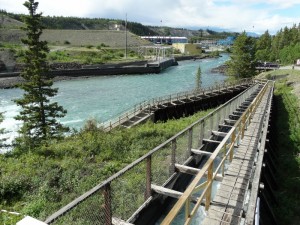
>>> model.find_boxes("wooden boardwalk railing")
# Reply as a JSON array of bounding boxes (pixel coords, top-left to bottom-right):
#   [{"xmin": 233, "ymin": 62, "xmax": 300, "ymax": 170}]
[{"xmin": 160, "ymin": 81, "xmax": 270, "ymax": 225}]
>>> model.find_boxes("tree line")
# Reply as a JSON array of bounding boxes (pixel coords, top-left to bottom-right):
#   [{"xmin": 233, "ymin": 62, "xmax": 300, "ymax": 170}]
[
  {"xmin": 227, "ymin": 25, "xmax": 300, "ymax": 78},
  {"xmin": 0, "ymin": 9, "xmax": 157, "ymax": 36}
]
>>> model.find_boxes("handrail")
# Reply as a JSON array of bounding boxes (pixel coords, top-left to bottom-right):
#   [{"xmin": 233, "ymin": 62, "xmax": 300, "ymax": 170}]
[
  {"xmin": 44, "ymin": 79, "xmax": 264, "ymax": 225},
  {"xmin": 101, "ymin": 78, "xmax": 253, "ymax": 131},
  {"xmin": 160, "ymin": 81, "xmax": 270, "ymax": 225}
]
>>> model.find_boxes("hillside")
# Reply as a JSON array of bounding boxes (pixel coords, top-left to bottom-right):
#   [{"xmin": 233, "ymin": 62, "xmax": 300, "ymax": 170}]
[
  {"xmin": 0, "ymin": 14, "xmax": 23, "ymax": 29},
  {"xmin": 0, "ymin": 11, "xmax": 158, "ymax": 36},
  {"xmin": 0, "ymin": 29, "xmax": 152, "ymax": 48}
]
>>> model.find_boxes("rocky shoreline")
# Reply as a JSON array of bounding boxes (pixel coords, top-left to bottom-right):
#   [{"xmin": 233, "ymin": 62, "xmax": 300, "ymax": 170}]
[{"xmin": 211, "ymin": 64, "xmax": 228, "ymax": 74}]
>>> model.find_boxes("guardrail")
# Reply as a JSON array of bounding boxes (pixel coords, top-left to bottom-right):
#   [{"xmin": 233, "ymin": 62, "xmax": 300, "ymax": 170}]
[
  {"xmin": 44, "ymin": 80, "xmax": 266, "ymax": 225},
  {"xmin": 161, "ymin": 80, "xmax": 270, "ymax": 225},
  {"xmin": 102, "ymin": 78, "xmax": 253, "ymax": 131}
]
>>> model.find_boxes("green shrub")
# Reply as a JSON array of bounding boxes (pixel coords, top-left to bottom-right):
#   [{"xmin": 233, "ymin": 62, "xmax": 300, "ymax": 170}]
[{"xmin": 0, "ymin": 109, "xmax": 212, "ymax": 220}]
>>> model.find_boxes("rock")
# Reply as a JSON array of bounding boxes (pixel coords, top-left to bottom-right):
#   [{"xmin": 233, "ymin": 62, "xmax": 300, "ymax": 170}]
[
  {"xmin": 211, "ymin": 64, "xmax": 228, "ymax": 74},
  {"xmin": 0, "ymin": 60, "xmax": 6, "ymax": 72}
]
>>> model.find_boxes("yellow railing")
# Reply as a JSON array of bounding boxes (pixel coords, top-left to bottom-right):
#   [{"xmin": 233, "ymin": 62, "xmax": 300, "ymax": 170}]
[{"xmin": 161, "ymin": 80, "xmax": 269, "ymax": 225}]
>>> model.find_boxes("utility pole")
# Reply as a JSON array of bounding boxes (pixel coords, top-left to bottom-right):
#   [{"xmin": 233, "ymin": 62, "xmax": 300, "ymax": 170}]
[{"xmin": 125, "ymin": 13, "xmax": 127, "ymax": 59}]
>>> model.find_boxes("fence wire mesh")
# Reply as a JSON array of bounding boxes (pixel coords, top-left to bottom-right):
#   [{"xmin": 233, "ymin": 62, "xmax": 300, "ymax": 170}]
[
  {"xmin": 204, "ymin": 115, "xmax": 212, "ymax": 139},
  {"xmin": 111, "ymin": 162, "xmax": 146, "ymax": 221},
  {"xmin": 151, "ymin": 143, "xmax": 172, "ymax": 186},
  {"xmin": 175, "ymin": 130, "xmax": 190, "ymax": 164},
  {"xmin": 50, "ymin": 189, "xmax": 105, "ymax": 225},
  {"xmin": 192, "ymin": 123, "xmax": 202, "ymax": 149}
]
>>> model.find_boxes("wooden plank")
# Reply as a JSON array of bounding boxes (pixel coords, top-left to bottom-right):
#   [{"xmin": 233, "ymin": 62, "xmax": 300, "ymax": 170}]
[
  {"xmin": 175, "ymin": 163, "xmax": 200, "ymax": 176},
  {"xmin": 151, "ymin": 184, "xmax": 182, "ymax": 199},
  {"xmin": 175, "ymin": 164, "xmax": 223, "ymax": 181},
  {"xmin": 245, "ymin": 85, "xmax": 273, "ymax": 225},
  {"xmin": 151, "ymin": 184, "xmax": 201, "ymax": 204},
  {"xmin": 203, "ymin": 139, "xmax": 221, "ymax": 144},
  {"xmin": 225, "ymin": 118, "xmax": 237, "ymax": 123},
  {"xmin": 212, "ymin": 130, "xmax": 228, "ymax": 137},
  {"xmin": 191, "ymin": 149, "xmax": 212, "ymax": 155},
  {"xmin": 219, "ymin": 124, "xmax": 233, "ymax": 129},
  {"xmin": 112, "ymin": 217, "xmax": 134, "ymax": 225}
]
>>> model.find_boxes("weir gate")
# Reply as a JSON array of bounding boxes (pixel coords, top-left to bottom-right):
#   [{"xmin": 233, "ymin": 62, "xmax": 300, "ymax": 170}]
[{"xmin": 44, "ymin": 79, "xmax": 275, "ymax": 225}]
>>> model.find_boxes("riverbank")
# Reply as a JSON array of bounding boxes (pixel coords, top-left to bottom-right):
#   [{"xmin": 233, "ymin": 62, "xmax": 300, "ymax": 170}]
[
  {"xmin": 0, "ymin": 53, "xmax": 222, "ymax": 89},
  {"xmin": 0, "ymin": 58, "xmax": 178, "ymax": 89}
]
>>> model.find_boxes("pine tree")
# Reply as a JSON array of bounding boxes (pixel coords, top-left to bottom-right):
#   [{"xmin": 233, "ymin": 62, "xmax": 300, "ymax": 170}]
[
  {"xmin": 14, "ymin": 0, "xmax": 68, "ymax": 147},
  {"xmin": 227, "ymin": 32, "xmax": 256, "ymax": 78},
  {"xmin": 255, "ymin": 30, "xmax": 272, "ymax": 61},
  {"xmin": 195, "ymin": 66, "xmax": 202, "ymax": 90}
]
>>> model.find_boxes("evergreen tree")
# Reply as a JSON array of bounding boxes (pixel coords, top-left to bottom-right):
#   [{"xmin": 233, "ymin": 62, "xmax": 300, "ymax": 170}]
[
  {"xmin": 227, "ymin": 32, "xmax": 256, "ymax": 78},
  {"xmin": 195, "ymin": 66, "xmax": 202, "ymax": 90},
  {"xmin": 255, "ymin": 30, "xmax": 272, "ymax": 61},
  {"xmin": 14, "ymin": 0, "xmax": 68, "ymax": 147}
]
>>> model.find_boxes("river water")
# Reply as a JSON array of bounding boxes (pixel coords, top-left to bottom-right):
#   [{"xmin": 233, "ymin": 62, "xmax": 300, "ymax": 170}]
[{"xmin": 0, "ymin": 54, "xmax": 229, "ymax": 149}]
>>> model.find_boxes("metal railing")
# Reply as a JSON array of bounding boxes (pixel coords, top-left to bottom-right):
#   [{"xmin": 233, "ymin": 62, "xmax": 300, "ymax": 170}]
[
  {"xmin": 102, "ymin": 78, "xmax": 253, "ymax": 131},
  {"xmin": 44, "ymin": 80, "xmax": 266, "ymax": 225}
]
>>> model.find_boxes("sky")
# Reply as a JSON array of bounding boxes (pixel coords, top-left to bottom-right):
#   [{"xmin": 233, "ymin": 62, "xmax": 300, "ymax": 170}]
[{"xmin": 1, "ymin": 0, "xmax": 300, "ymax": 34}]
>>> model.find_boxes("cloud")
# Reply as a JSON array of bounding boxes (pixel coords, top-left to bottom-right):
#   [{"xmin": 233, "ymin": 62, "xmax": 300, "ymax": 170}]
[{"xmin": 0, "ymin": 0, "xmax": 299, "ymax": 34}]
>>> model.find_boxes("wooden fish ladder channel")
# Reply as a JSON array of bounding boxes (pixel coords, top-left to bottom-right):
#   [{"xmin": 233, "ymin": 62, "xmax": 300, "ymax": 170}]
[
  {"xmin": 44, "ymin": 79, "xmax": 273, "ymax": 225},
  {"xmin": 102, "ymin": 79, "xmax": 253, "ymax": 131}
]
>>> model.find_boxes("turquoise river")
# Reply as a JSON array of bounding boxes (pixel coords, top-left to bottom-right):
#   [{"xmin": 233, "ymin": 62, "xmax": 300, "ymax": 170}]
[{"xmin": 0, "ymin": 54, "xmax": 229, "ymax": 149}]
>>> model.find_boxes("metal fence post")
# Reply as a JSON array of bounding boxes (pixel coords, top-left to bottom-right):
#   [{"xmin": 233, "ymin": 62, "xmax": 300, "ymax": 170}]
[
  {"xmin": 145, "ymin": 156, "xmax": 152, "ymax": 200},
  {"xmin": 199, "ymin": 121, "xmax": 204, "ymax": 148},
  {"xmin": 104, "ymin": 184, "xmax": 112, "ymax": 225},
  {"xmin": 188, "ymin": 128, "xmax": 193, "ymax": 155},
  {"xmin": 170, "ymin": 139, "xmax": 176, "ymax": 175}
]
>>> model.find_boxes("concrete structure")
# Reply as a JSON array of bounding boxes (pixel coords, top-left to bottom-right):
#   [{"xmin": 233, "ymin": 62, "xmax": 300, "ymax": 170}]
[
  {"xmin": 172, "ymin": 43, "xmax": 202, "ymax": 54},
  {"xmin": 199, "ymin": 39, "xmax": 218, "ymax": 47},
  {"xmin": 140, "ymin": 36, "xmax": 188, "ymax": 44}
]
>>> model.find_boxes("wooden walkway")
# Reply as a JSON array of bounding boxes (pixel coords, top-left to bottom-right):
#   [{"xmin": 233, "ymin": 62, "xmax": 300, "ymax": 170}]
[{"xmin": 202, "ymin": 85, "xmax": 272, "ymax": 225}]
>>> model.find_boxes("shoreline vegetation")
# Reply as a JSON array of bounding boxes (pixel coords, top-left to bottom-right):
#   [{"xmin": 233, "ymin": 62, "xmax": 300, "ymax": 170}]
[
  {"xmin": 256, "ymin": 69, "xmax": 300, "ymax": 225},
  {"xmin": 0, "ymin": 108, "xmax": 213, "ymax": 224}
]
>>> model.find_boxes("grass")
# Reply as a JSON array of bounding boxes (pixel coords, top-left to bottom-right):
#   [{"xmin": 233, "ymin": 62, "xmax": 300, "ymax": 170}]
[
  {"xmin": 47, "ymin": 48, "xmax": 141, "ymax": 64},
  {"xmin": 273, "ymin": 80, "xmax": 300, "ymax": 225},
  {"xmin": 0, "ymin": 108, "xmax": 213, "ymax": 224},
  {"xmin": 257, "ymin": 69, "xmax": 300, "ymax": 224},
  {"xmin": 0, "ymin": 29, "xmax": 151, "ymax": 48}
]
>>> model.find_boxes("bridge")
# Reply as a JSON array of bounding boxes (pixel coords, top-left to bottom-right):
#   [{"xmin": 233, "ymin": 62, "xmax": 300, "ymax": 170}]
[
  {"xmin": 255, "ymin": 62, "xmax": 279, "ymax": 71},
  {"xmin": 43, "ymin": 79, "xmax": 274, "ymax": 225}
]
